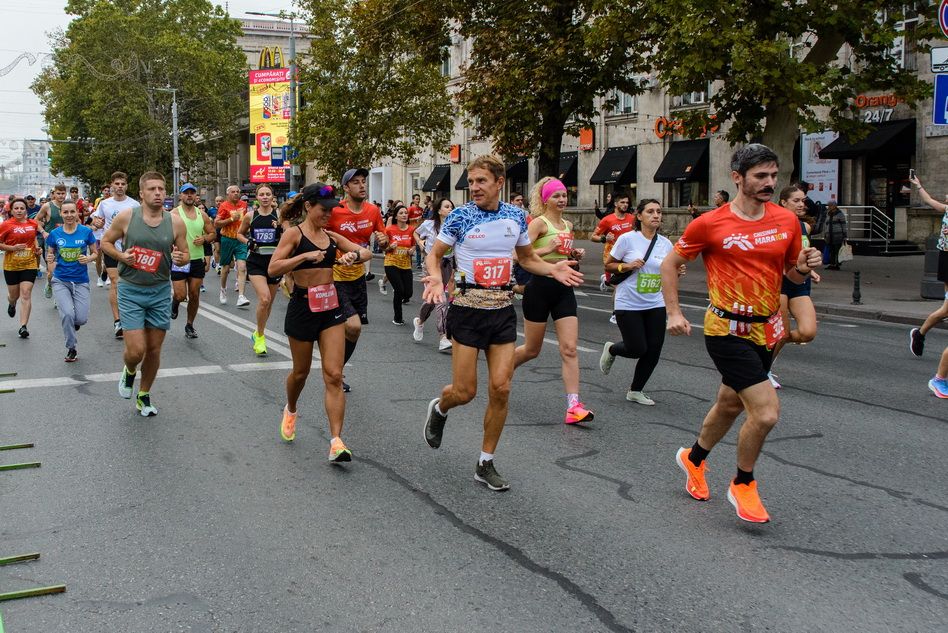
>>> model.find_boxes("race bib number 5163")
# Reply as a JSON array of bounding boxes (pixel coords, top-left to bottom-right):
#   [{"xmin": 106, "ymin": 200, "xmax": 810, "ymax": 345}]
[{"xmin": 472, "ymin": 258, "xmax": 511, "ymax": 287}]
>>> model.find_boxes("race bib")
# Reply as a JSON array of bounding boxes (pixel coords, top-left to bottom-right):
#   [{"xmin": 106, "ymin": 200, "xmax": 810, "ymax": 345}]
[
  {"xmin": 252, "ymin": 228, "xmax": 276, "ymax": 243},
  {"xmin": 636, "ymin": 273, "xmax": 662, "ymax": 294},
  {"xmin": 556, "ymin": 236, "xmax": 574, "ymax": 255},
  {"xmin": 59, "ymin": 247, "xmax": 82, "ymax": 263},
  {"xmin": 171, "ymin": 260, "xmax": 191, "ymax": 273},
  {"xmin": 764, "ymin": 312, "xmax": 787, "ymax": 349},
  {"xmin": 307, "ymin": 283, "xmax": 339, "ymax": 313},
  {"xmin": 473, "ymin": 258, "xmax": 511, "ymax": 287},
  {"xmin": 127, "ymin": 246, "xmax": 162, "ymax": 273}
]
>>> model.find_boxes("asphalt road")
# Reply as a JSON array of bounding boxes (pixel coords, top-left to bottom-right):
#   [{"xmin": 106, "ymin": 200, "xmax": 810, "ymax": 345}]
[{"xmin": 1, "ymin": 269, "xmax": 946, "ymax": 632}]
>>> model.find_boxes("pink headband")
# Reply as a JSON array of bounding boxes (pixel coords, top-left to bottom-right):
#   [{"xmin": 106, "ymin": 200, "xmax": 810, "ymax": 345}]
[{"xmin": 540, "ymin": 179, "xmax": 567, "ymax": 203}]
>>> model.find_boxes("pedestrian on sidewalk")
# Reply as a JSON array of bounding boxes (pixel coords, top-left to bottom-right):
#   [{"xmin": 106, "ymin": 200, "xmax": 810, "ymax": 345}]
[
  {"xmin": 908, "ymin": 173, "xmax": 948, "ymax": 357},
  {"xmin": 824, "ymin": 202, "xmax": 848, "ymax": 269}
]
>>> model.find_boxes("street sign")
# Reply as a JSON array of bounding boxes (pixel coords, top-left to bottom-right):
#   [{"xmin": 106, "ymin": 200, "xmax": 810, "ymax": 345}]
[
  {"xmin": 934, "ymin": 75, "xmax": 948, "ymax": 126},
  {"xmin": 941, "ymin": 0, "xmax": 948, "ymax": 39},
  {"xmin": 933, "ymin": 46, "xmax": 948, "ymax": 73}
]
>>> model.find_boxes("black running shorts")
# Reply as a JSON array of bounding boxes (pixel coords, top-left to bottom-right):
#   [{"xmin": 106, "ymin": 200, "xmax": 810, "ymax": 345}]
[
  {"xmin": 335, "ymin": 277, "xmax": 368, "ymax": 324},
  {"xmin": 446, "ymin": 304, "xmax": 517, "ymax": 350},
  {"xmin": 705, "ymin": 334, "xmax": 774, "ymax": 393}
]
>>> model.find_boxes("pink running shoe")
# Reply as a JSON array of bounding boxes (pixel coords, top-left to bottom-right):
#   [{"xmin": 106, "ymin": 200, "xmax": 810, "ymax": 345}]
[{"xmin": 564, "ymin": 403, "xmax": 594, "ymax": 424}]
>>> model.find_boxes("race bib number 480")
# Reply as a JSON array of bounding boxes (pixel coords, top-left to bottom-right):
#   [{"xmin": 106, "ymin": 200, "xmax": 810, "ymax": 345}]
[
  {"xmin": 472, "ymin": 258, "xmax": 511, "ymax": 287},
  {"xmin": 127, "ymin": 246, "xmax": 163, "ymax": 273}
]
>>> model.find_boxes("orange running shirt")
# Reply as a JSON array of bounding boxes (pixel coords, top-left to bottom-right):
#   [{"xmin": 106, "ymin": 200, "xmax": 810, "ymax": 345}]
[
  {"xmin": 674, "ymin": 202, "xmax": 802, "ymax": 346},
  {"xmin": 384, "ymin": 224, "xmax": 415, "ymax": 269},
  {"xmin": 595, "ymin": 213, "xmax": 636, "ymax": 262},
  {"xmin": 326, "ymin": 201, "xmax": 385, "ymax": 281},
  {"xmin": 217, "ymin": 201, "xmax": 247, "ymax": 239}
]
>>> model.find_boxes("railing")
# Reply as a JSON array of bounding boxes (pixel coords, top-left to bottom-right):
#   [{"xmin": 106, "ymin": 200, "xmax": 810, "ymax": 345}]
[{"xmin": 838, "ymin": 205, "xmax": 892, "ymax": 252}]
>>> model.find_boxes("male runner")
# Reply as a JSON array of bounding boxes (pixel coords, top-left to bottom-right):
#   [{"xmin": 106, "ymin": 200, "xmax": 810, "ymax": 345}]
[
  {"xmin": 661, "ymin": 144, "xmax": 822, "ymax": 523},
  {"xmin": 215, "ymin": 185, "xmax": 249, "ymax": 306},
  {"xmin": 326, "ymin": 168, "xmax": 388, "ymax": 392},
  {"xmin": 591, "ymin": 190, "xmax": 635, "ymax": 292},
  {"xmin": 101, "ymin": 171, "xmax": 190, "ymax": 417},
  {"xmin": 34, "ymin": 184, "xmax": 67, "ymax": 297},
  {"xmin": 170, "ymin": 183, "xmax": 215, "ymax": 338},
  {"xmin": 91, "ymin": 172, "xmax": 138, "ymax": 338},
  {"xmin": 421, "ymin": 155, "xmax": 584, "ymax": 491}
]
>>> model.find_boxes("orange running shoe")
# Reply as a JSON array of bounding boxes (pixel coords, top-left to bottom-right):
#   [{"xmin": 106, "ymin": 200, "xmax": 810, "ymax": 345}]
[
  {"xmin": 329, "ymin": 437, "xmax": 352, "ymax": 463},
  {"xmin": 727, "ymin": 480, "xmax": 771, "ymax": 523},
  {"xmin": 564, "ymin": 403, "xmax": 594, "ymax": 424},
  {"xmin": 280, "ymin": 406, "xmax": 297, "ymax": 442},
  {"xmin": 675, "ymin": 447, "xmax": 710, "ymax": 501}
]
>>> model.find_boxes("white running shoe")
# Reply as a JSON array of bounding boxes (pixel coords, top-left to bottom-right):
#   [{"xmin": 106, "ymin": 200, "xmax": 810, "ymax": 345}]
[
  {"xmin": 626, "ymin": 390, "xmax": 655, "ymax": 405},
  {"xmin": 609, "ymin": 313, "xmax": 617, "ymax": 325},
  {"xmin": 96, "ymin": 278, "xmax": 104, "ymax": 288},
  {"xmin": 767, "ymin": 372, "xmax": 781, "ymax": 389},
  {"xmin": 236, "ymin": 294, "xmax": 250, "ymax": 307},
  {"xmin": 219, "ymin": 289, "xmax": 227, "ymax": 305},
  {"xmin": 438, "ymin": 337, "xmax": 453, "ymax": 352},
  {"xmin": 378, "ymin": 278, "xmax": 388, "ymax": 295},
  {"xmin": 412, "ymin": 317, "xmax": 424, "ymax": 342},
  {"xmin": 599, "ymin": 274, "xmax": 608, "ymax": 292},
  {"xmin": 599, "ymin": 341, "xmax": 615, "ymax": 375}
]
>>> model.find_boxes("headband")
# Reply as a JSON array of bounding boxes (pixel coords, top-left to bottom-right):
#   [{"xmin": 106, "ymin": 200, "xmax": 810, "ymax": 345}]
[{"xmin": 541, "ymin": 179, "xmax": 567, "ymax": 203}]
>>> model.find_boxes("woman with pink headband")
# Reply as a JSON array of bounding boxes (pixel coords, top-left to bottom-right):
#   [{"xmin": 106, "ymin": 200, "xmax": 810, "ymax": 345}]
[{"xmin": 512, "ymin": 177, "xmax": 594, "ymax": 424}]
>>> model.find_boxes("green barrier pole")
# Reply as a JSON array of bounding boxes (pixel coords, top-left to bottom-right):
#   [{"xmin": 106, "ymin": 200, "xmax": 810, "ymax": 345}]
[
  {"xmin": 0, "ymin": 554, "xmax": 39, "ymax": 566},
  {"xmin": 0, "ymin": 444, "xmax": 33, "ymax": 451},
  {"xmin": 0, "ymin": 585, "xmax": 66, "ymax": 602},
  {"xmin": 0, "ymin": 462, "xmax": 40, "ymax": 472}
]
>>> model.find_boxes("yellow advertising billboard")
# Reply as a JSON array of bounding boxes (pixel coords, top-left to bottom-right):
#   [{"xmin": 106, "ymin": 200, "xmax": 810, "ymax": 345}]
[{"xmin": 249, "ymin": 67, "xmax": 291, "ymax": 183}]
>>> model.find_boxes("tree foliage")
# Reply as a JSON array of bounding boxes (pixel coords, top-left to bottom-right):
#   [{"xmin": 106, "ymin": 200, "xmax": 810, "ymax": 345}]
[
  {"xmin": 294, "ymin": 0, "xmax": 454, "ymax": 182},
  {"xmin": 33, "ymin": 0, "xmax": 247, "ymax": 192}
]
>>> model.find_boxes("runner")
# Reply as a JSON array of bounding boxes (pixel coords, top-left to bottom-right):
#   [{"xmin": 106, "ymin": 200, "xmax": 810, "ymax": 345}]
[
  {"xmin": 591, "ymin": 190, "xmax": 635, "ymax": 292},
  {"xmin": 908, "ymin": 174, "xmax": 948, "ymax": 357},
  {"xmin": 215, "ymin": 185, "xmax": 249, "ymax": 307},
  {"xmin": 267, "ymin": 182, "xmax": 373, "ymax": 460},
  {"xmin": 421, "ymin": 156, "xmax": 584, "ymax": 491},
  {"xmin": 326, "ymin": 168, "xmax": 388, "ymax": 392},
  {"xmin": 383, "ymin": 206, "xmax": 415, "ymax": 325},
  {"xmin": 240, "ymin": 183, "xmax": 283, "ymax": 356},
  {"xmin": 34, "ymin": 183, "xmax": 67, "ymax": 298},
  {"xmin": 661, "ymin": 144, "xmax": 822, "ymax": 523},
  {"xmin": 170, "ymin": 183, "xmax": 215, "ymax": 339},
  {"xmin": 768, "ymin": 184, "xmax": 821, "ymax": 388},
  {"xmin": 412, "ymin": 197, "xmax": 454, "ymax": 352},
  {"xmin": 91, "ymin": 172, "xmax": 138, "ymax": 338},
  {"xmin": 0, "ymin": 198, "xmax": 41, "ymax": 338},
  {"xmin": 100, "ymin": 171, "xmax": 190, "ymax": 417},
  {"xmin": 599, "ymin": 199, "xmax": 682, "ymax": 405},
  {"xmin": 46, "ymin": 201, "xmax": 97, "ymax": 361},
  {"xmin": 512, "ymin": 177, "xmax": 594, "ymax": 424}
]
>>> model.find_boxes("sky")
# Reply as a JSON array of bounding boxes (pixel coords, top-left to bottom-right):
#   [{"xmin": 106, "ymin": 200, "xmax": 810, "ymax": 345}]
[{"xmin": 0, "ymin": 0, "xmax": 291, "ymax": 170}]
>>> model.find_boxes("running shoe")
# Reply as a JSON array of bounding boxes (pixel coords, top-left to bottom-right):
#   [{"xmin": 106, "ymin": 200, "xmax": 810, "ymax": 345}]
[
  {"xmin": 727, "ymin": 480, "xmax": 771, "ymax": 523},
  {"xmin": 7, "ymin": 302, "xmax": 14, "ymax": 318},
  {"xmin": 929, "ymin": 377, "xmax": 948, "ymax": 399},
  {"xmin": 44, "ymin": 282, "xmax": 52, "ymax": 299},
  {"xmin": 474, "ymin": 459, "xmax": 510, "ymax": 491},
  {"xmin": 114, "ymin": 319, "xmax": 123, "ymax": 339},
  {"xmin": 252, "ymin": 331, "xmax": 268, "ymax": 356},
  {"xmin": 767, "ymin": 372, "xmax": 781, "ymax": 389},
  {"xmin": 96, "ymin": 278, "xmax": 104, "ymax": 288},
  {"xmin": 599, "ymin": 341, "xmax": 615, "ymax": 375},
  {"xmin": 118, "ymin": 366, "xmax": 135, "ymax": 399},
  {"xmin": 170, "ymin": 300, "xmax": 179, "ymax": 320},
  {"xmin": 599, "ymin": 274, "xmax": 608, "ymax": 292},
  {"xmin": 392, "ymin": 319, "xmax": 405, "ymax": 326},
  {"xmin": 626, "ymin": 390, "xmax": 655, "ymax": 405},
  {"xmin": 280, "ymin": 405, "xmax": 297, "ymax": 442},
  {"xmin": 329, "ymin": 437, "xmax": 352, "ymax": 463},
  {"xmin": 219, "ymin": 289, "xmax": 227, "ymax": 305},
  {"xmin": 564, "ymin": 403, "xmax": 594, "ymax": 424},
  {"xmin": 424, "ymin": 398, "xmax": 448, "ymax": 448},
  {"xmin": 675, "ymin": 447, "xmax": 710, "ymax": 501},
  {"xmin": 17, "ymin": 325, "xmax": 28, "ymax": 339},
  {"xmin": 185, "ymin": 323, "xmax": 198, "ymax": 339},
  {"xmin": 379, "ymin": 278, "xmax": 388, "ymax": 295},
  {"xmin": 609, "ymin": 313, "xmax": 617, "ymax": 325},
  {"xmin": 136, "ymin": 392, "xmax": 158, "ymax": 417},
  {"xmin": 412, "ymin": 317, "xmax": 424, "ymax": 341},
  {"xmin": 236, "ymin": 294, "xmax": 250, "ymax": 307},
  {"xmin": 909, "ymin": 327, "xmax": 925, "ymax": 357},
  {"xmin": 64, "ymin": 348, "xmax": 78, "ymax": 363},
  {"xmin": 438, "ymin": 337, "xmax": 452, "ymax": 352}
]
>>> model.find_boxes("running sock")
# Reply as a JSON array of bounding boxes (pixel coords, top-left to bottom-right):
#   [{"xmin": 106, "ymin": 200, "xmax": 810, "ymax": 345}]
[
  {"xmin": 344, "ymin": 339, "xmax": 357, "ymax": 364},
  {"xmin": 688, "ymin": 441, "xmax": 710, "ymax": 467},
  {"xmin": 479, "ymin": 451, "xmax": 494, "ymax": 465},
  {"xmin": 567, "ymin": 393, "xmax": 580, "ymax": 409},
  {"xmin": 734, "ymin": 468, "xmax": 755, "ymax": 485},
  {"xmin": 434, "ymin": 401, "xmax": 446, "ymax": 416}
]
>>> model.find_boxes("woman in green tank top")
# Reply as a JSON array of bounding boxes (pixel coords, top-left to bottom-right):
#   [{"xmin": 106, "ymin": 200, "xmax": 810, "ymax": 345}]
[{"xmin": 512, "ymin": 177, "xmax": 596, "ymax": 425}]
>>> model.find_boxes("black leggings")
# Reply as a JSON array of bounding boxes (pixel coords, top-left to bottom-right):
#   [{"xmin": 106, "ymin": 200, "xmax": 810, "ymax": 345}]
[
  {"xmin": 385, "ymin": 265, "xmax": 413, "ymax": 322},
  {"xmin": 609, "ymin": 307, "xmax": 666, "ymax": 391}
]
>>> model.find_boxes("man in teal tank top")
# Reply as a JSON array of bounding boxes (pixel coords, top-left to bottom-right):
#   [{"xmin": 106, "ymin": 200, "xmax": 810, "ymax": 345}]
[
  {"xmin": 100, "ymin": 171, "xmax": 190, "ymax": 417},
  {"xmin": 170, "ymin": 183, "xmax": 215, "ymax": 339}
]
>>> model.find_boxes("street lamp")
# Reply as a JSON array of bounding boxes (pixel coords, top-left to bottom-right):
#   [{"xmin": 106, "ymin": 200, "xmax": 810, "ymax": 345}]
[{"xmin": 247, "ymin": 10, "xmax": 299, "ymax": 192}]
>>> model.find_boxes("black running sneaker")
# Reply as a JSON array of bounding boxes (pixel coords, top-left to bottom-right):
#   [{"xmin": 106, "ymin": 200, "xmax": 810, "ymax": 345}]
[
  {"xmin": 64, "ymin": 348, "xmax": 78, "ymax": 362},
  {"xmin": 171, "ymin": 300, "xmax": 179, "ymax": 320},
  {"xmin": 910, "ymin": 328, "xmax": 925, "ymax": 357},
  {"xmin": 6, "ymin": 302, "xmax": 14, "ymax": 318},
  {"xmin": 185, "ymin": 323, "xmax": 198, "ymax": 339},
  {"xmin": 18, "ymin": 325, "xmax": 28, "ymax": 338},
  {"xmin": 474, "ymin": 460, "xmax": 510, "ymax": 491},
  {"xmin": 424, "ymin": 398, "xmax": 447, "ymax": 449}
]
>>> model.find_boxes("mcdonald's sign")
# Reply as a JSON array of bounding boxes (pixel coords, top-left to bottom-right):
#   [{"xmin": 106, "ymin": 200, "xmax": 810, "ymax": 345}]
[{"xmin": 259, "ymin": 46, "xmax": 286, "ymax": 70}]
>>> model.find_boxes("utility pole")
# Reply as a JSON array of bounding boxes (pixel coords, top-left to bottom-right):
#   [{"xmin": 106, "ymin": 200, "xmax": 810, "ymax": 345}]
[{"xmin": 154, "ymin": 87, "xmax": 180, "ymax": 194}]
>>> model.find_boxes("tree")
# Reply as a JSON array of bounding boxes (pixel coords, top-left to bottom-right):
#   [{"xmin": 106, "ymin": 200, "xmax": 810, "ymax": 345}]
[
  {"xmin": 448, "ymin": 0, "xmax": 649, "ymax": 178},
  {"xmin": 293, "ymin": 0, "xmax": 454, "ymax": 182},
  {"xmin": 624, "ymin": 0, "xmax": 936, "ymax": 172},
  {"xmin": 32, "ymin": 0, "xmax": 247, "ymax": 193}
]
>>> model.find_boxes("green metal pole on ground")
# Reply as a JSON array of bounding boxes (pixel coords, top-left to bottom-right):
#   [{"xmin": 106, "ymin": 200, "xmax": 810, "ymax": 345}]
[
  {"xmin": 0, "ymin": 585, "xmax": 66, "ymax": 602},
  {"xmin": 0, "ymin": 553, "xmax": 39, "ymax": 566},
  {"xmin": 0, "ymin": 462, "xmax": 40, "ymax": 472},
  {"xmin": 0, "ymin": 444, "xmax": 34, "ymax": 451}
]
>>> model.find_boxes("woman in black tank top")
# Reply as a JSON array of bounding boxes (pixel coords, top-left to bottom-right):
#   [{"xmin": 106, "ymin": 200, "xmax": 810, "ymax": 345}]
[{"xmin": 267, "ymin": 183, "xmax": 373, "ymax": 462}]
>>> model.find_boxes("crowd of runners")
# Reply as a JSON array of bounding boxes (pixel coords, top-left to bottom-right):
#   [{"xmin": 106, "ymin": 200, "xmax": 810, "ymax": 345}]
[{"xmin": 2, "ymin": 144, "xmax": 946, "ymax": 524}]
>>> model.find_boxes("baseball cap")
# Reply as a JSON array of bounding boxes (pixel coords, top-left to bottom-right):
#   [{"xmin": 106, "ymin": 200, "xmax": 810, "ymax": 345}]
[
  {"xmin": 300, "ymin": 182, "xmax": 340, "ymax": 209},
  {"xmin": 341, "ymin": 168, "xmax": 369, "ymax": 188},
  {"xmin": 179, "ymin": 183, "xmax": 197, "ymax": 193}
]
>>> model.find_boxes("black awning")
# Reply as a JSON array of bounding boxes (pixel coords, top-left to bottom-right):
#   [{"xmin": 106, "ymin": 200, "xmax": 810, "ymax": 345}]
[
  {"xmin": 455, "ymin": 168, "xmax": 468, "ymax": 190},
  {"xmin": 589, "ymin": 146, "xmax": 636, "ymax": 185},
  {"xmin": 818, "ymin": 119, "xmax": 915, "ymax": 160},
  {"xmin": 422, "ymin": 164, "xmax": 451, "ymax": 192},
  {"xmin": 558, "ymin": 152, "xmax": 578, "ymax": 187},
  {"xmin": 506, "ymin": 158, "xmax": 528, "ymax": 182},
  {"xmin": 653, "ymin": 139, "xmax": 709, "ymax": 183}
]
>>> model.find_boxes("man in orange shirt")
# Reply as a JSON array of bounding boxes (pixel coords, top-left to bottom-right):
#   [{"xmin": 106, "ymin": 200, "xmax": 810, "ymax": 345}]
[
  {"xmin": 214, "ymin": 185, "xmax": 249, "ymax": 307},
  {"xmin": 661, "ymin": 144, "xmax": 822, "ymax": 524}
]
